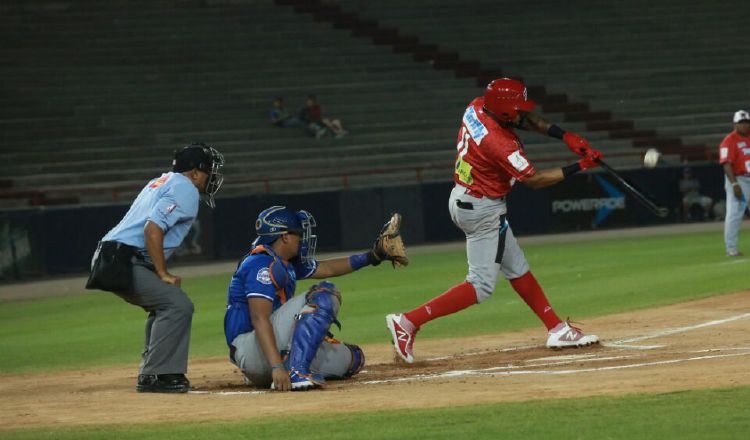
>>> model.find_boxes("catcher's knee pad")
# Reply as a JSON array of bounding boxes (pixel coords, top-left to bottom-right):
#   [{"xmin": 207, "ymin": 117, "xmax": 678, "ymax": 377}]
[
  {"xmin": 288, "ymin": 283, "xmax": 341, "ymax": 374},
  {"xmin": 343, "ymin": 343, "xmax": 365, "ymax": 378},
  {"xmin": 304, "ymin": 281, "xmax": 341, "ymax": 315}
]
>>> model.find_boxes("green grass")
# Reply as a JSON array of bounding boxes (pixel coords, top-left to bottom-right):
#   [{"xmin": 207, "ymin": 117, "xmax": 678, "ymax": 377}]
[
  {"xmin": 4, "ymin": 386, "xmax": 749, "ymax": 439},
  {"xmin": 0, "ymin": 229, "xmax": 747, "ymax": 374}
]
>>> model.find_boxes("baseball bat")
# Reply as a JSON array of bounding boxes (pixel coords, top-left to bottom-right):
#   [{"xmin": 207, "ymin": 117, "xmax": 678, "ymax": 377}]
[{"xmin": 594, "ymin": 158, "xmax": 669, "ymax": 218}]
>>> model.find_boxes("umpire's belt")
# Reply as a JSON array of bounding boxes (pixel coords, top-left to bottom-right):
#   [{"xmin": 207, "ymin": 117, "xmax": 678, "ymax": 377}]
[{"xmin": 131, "ymin": 250, "xmax": 155, "ymax": 271}]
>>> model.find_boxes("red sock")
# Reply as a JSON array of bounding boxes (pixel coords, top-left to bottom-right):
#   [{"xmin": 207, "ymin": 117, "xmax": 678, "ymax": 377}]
[
  {"xmin": 510, "ymin": 271, "xmax": 562, "ymax": 330},
  {"xmin": 404, "ymin": 281, "xmax": 478, "ymax": 329}
]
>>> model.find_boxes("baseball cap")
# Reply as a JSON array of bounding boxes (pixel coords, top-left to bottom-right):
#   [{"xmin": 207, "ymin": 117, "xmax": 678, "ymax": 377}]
[
  {"xmin": 733, "ymin": 110, "xmax": 750, "ymax": 123},
  {"xmin": 173, "ymin": 143, "xmax": 213, "ymax": 173}
]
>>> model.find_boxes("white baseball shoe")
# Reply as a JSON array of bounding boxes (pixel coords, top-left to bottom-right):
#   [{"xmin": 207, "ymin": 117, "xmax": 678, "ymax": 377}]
[
  {"xmin": 546, "ymin": 320, "xmax": 599, "ymax": 349},
  {"xmin": 386, "ymin": 313, "xmax": 417, "ymax": 363}
]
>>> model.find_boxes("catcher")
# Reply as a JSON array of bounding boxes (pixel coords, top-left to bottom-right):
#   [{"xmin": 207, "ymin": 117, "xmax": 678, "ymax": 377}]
[{"xmin": 223, "ymin": 205, "xmax": 407, "ymax": 391}]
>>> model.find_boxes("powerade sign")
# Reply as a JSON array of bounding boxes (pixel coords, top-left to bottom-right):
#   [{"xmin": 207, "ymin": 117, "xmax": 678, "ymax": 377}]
[
  {"xmin": 550, "ymin": 174, "xmax": 628, "ymax": 229},
  {"xmin": 552, "ymin": 197, "xmax": 625, "ymax": 213}
]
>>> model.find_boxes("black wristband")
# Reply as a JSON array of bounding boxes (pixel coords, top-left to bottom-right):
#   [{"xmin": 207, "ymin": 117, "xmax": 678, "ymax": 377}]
[
  {"xmin": 366, "ymin": 250, "xmax": 382, "ymax": 266},
  {"xmin": 548, "ymin": 124, "xmax": 565, "ymax": 140},
  {"xmin": 562, "ymin": 162, "xmax": 582, "ymax": 178}
]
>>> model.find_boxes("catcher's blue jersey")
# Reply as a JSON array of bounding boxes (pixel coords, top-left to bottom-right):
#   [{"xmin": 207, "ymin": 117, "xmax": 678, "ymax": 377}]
[{"xmin": 223, "ymin": 245, "xmax": 317, "ymax": 346}]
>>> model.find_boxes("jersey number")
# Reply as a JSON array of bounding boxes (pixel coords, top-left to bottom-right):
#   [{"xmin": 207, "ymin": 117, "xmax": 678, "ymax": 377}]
[{"xmin": 455, "ymin": 127, "xmax": 474, "ymax": 185}]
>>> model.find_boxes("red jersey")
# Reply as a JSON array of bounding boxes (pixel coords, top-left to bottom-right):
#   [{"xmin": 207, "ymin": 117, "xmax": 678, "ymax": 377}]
[
  {"xmin": 719, "ymin": 131, "xmax": 750, "ymax": 175},
  {"xmin": 453, "ymin": 97, "xmax": 536, "ymax": 198}
]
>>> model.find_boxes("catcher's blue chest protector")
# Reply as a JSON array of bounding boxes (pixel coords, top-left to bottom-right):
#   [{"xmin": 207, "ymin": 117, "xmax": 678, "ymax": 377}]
[{"xmin": 223, "ymin": 245, "xmax": 298, "ymax": 347}]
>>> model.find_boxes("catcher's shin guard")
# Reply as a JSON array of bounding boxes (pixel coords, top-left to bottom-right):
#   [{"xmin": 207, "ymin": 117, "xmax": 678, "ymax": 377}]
[{"xmin": 287, "ymin": 283, "xmax": 340, "ymax": 390}]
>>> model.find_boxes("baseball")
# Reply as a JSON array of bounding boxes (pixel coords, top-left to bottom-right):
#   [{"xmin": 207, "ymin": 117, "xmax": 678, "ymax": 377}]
[{"xmin": 643, "ymin": 148, "xmax": 661, "ymax": 168}]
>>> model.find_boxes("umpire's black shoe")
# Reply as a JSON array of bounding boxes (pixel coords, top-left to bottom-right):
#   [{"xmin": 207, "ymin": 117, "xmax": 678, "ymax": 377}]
[{"xmin": 136, "ymin": 374, "xmax": 190, "ymax": 393}]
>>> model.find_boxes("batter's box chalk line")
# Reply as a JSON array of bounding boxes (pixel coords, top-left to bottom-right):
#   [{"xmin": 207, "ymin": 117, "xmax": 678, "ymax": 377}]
[
  {"xmin": 188, "ymin": 313, "xmax": 750, "ymax": 394},
  {"xmin": 356, "ymin": 350, "xmax": 750, "ymax": 386}
]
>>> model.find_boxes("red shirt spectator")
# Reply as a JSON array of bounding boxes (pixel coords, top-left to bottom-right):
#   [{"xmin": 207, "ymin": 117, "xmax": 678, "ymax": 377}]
[{"xmin": 299, "ymin": 95, "xmax": 347, "ymax": 139}]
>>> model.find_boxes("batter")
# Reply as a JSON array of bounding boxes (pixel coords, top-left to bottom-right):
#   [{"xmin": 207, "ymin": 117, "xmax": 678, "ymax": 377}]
[{"xmin": 386, "ymin": 78, "xmax": 602, "ymax": 363}]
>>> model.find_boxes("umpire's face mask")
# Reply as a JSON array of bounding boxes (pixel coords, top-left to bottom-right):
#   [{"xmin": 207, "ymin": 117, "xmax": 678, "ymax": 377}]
[
  {"xmin": 173, "ymin": 144, "xmax": 225, "ymax": 209},
  {"xmin": 203, "ymin": 148, "xmax": 225, "ymax": 208}
]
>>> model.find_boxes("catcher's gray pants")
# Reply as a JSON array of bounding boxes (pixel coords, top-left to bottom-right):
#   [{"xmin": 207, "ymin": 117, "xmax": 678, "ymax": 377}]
[
  {"xmin": 449, "ymin": 185, "xmax": 530, "ymax": 303},
  {"xmin": 231, "ymin": 293, "xmax": 353, "ymax": 388},
  {"xmin": 114, "ymin": 263, "xmax": 194, "ymax": 375},
  {"xmin": 724, "ymin": 175, "xmax": 750, "ymax": 254}
]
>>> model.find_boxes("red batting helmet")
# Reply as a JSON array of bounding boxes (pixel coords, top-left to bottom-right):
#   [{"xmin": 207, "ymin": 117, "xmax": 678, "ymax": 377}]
[{"xmin": 483, "ymin": 78, "xmax": 536, "ymax": 122}]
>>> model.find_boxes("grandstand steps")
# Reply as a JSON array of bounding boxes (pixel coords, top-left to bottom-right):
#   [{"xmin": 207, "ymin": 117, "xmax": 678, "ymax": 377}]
[{"xmin": 2, "ymin": 0, "xmax": 730, "ymax": 206}]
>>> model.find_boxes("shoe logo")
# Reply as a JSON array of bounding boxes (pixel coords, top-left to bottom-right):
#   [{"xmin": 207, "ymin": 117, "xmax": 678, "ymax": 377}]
[
  {"xmin": 396, "ymin": 329, "xmax": 410, "ymax": 343},
  {"xmin": 561, "ymin": 330, "xmax": 580, "ymax": 341}
]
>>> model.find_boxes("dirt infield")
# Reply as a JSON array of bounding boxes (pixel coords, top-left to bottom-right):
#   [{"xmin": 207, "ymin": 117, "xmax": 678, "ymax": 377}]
[{"xmin": 1, "ymin": 290, "xmax": 749, "ymax": 431}]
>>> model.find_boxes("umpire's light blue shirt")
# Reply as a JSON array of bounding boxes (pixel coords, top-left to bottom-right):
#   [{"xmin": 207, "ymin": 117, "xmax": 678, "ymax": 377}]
[{"xmin": 102, "ymin": 172, "xmax": 199, "ymax": 260}]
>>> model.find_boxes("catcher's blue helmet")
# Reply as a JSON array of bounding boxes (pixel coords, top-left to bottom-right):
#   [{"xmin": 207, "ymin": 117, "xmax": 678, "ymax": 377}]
[{"xmin": 253, "ymin": 206, "xmax": 317, "ymax": 263}]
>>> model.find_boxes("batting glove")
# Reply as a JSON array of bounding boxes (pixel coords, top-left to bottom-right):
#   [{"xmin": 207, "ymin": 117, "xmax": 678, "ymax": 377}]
[
  {"xmin": 563, "ymin": 132, "xmax": 592, "ymax": 157},
  {"xmin": 577, "ymin": 151, "xmax": 603, "ymax": 170},
  {"xmin": 585, "ymin": 147, "xmax": 603, "ymax": 161}
]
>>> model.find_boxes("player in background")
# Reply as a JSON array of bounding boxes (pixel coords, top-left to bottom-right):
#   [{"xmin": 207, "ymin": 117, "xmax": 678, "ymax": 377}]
[
  {"xmin": 386, "ymin": 78, "xmax": 602, "ymax": 363},
  {"xmin": 88, "ymin": 143, "xmax": 224, "ymax": 392},
  {"xmin": 719, "ymin": 110, "xmax": 750, "ymax": 257},
  {"xmin": 225, "ymin": 207, "xmax": 407, "ymax": 391}
]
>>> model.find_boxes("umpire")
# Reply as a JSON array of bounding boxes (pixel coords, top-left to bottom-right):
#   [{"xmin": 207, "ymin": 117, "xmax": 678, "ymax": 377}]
[{"xmin": 86, "ymin": 143, "xmax": 224, "ymax": 393}]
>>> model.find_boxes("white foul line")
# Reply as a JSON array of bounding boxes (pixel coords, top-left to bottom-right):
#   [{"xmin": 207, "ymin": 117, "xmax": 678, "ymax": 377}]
[
  {"xmin": 187, "ymin": 354, "xmax": 636, "ymax": 395},
  {"xmin": 187, "ymin": 350, "xmax": 747, "ymax": 394},
  {"xmin": 188, "ymin": 313, "xmax": 750, "ymax": 394},
  {"xmin": 189, "ymin": 390, "xmax": 268, "ymax": 396},
  {"xmin": 610, "ymin": 312, "xmax": 750, "ymax": 345},
  {"xmin": 603, "ymin": 343, "xmax": 665, "ymax": 350},
  {"xmin": 357, "ymin": 351, "xmax": 750, "ymax": 385}
]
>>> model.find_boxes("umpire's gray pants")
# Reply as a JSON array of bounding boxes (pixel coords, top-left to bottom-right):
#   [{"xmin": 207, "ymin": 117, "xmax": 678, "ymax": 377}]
[
  {"xmin": 231, "ymin": 293, "xmax": 353, "ymax": 388},
  {"xmin": 114, "ymin": 264, "xmax": 194, "ymax": 375},
  {"xmin": 449, "ymin": 185, "xmax": 530, "ymax": 303}
]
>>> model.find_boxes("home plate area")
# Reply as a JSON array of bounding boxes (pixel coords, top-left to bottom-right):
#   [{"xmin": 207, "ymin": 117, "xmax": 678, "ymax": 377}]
[
  {"xmin": 345, "ymin": 312, "xmax": 750, "ymax": 387},
  {"xmin": 193, "ymin": 310, "xmax": 750, "ymax": 394}
]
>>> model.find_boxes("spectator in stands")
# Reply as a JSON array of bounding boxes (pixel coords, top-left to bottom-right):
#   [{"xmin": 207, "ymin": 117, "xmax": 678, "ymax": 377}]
[
  {"xmin": 269, "ymin": 97, "xmax": 301, "ymax": 128},
  {"xmin": 679, "ymin": 167, "xmax": 713, "ymax": 221},
  {"xmin": 299, "ymin": 94, "xmax": 347, "ymax": 138}
]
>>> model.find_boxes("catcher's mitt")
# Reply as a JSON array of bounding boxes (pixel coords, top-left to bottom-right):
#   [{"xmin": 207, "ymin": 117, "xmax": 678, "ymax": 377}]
[{"xmin": 368, "ymin": 213, "xmax": 409, "ymax": 268}]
